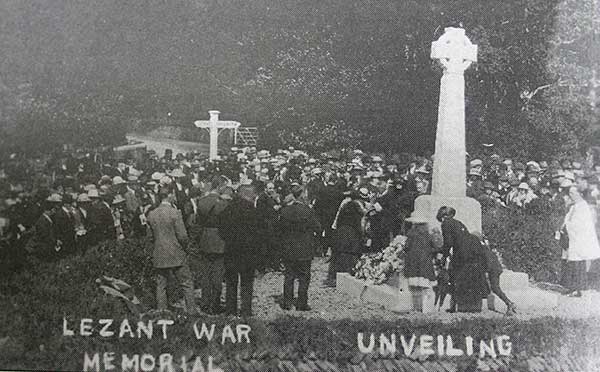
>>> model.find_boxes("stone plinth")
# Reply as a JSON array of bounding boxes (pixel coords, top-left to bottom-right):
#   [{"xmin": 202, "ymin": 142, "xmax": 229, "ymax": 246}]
[
  {"xmin": 486, "ymin": 288, "xmax": 558, "ymax": 313},
  {"xmin": 499, "ymin": 270, "xmax": 529, "ymax": 290},
  {"xmin": 486, "ymin": 271, "xmax": 557, "ymax": 312},
  {"xmin": 413, "ymin": 194, "xmax": 482, "ymax": 233},
  {"xmin": 336, "ymin": 273, "xmax": 437, "ymax": 313}
]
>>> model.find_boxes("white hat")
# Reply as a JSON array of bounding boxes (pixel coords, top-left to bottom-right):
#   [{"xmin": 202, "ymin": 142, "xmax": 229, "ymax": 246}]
[
  {"xmin": 46, "ymin": 193, "xmax": 63, "ymax": 203},
  {"xmin": 88, "ymin": 189, "xmax": 100, "ymax": 199},
  {"xmin": 160, "ymin": 176, "xmax": 172, "ymax": 185},
  {"xmin": 559, "ymin": 179, "xmax": 574, "ymax": 188},
  {"xmin": 563, "ymin": 171, "xmax": 575, "ymax": 181},
  {"xmin": 416, "ymin": 166, "xmax": 430, "ymax": 174},
  {"xmin": 358, "ymin": 187, "xmax": 370, "ymax": 199},
  {"xmin": 517, "ymin": 182, "xmax": 530, "ymax": 190},
  {"xmin": 112, "ymin": 194, "xmax": 126, "ymax": 205},
  {"xmin": 151, "ymin": 172, "xmax": 164, "ymax": 181},
  {"xmin": 112, "ymin": 176, "xmax": 126, "ymax": 185},
  {"xmin": 129, "ymin": 168, "xmax": 142, "ymax": 177},
  {"xmin": 468, "ymin": 168, "xmax": 482, "ymax": 176},
  {"xmin": 470, "ymin": 159, "xmax": 483, "ymax": 167},
  {"xmin": 169, "ymin": 168, "xmax": 185, "ymax": 178},
  {"xmin": 77, "ymin": 193, "xmax": 91, "ymax": 203}
]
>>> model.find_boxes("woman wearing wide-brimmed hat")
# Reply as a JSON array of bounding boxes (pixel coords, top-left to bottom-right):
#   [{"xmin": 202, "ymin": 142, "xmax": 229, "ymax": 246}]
[{"xmin": 403, "ymin": 209, "xmax": 437, "ymax": 312}]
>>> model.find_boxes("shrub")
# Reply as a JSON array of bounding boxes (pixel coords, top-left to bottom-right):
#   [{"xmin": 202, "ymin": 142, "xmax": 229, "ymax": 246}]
[{"xmin": 482, "ymin": 200, "xmax": 564, "ymax": 283}]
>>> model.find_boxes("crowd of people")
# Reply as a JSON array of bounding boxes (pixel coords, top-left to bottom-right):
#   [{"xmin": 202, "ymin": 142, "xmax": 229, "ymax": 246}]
[{"xmin": 1, "ymin": 143, "xmax": 599, "ymax": 316}]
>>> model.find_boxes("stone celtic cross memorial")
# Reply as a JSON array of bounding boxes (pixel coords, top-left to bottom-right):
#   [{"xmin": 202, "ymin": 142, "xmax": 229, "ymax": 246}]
[
  {"xmin": 413, "ymin": 27, "xmax": 482, "ymax": 233},
  {"xmin": 194, "ymin": 110, "xmax": 241, "ymax": 161}
]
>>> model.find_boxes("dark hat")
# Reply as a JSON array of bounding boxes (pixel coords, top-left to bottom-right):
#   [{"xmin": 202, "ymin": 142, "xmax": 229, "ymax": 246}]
[
  {"xmin": 514, "ymin": 162, "xmax": 525, "ymax": 171},
  {"xmin": 393, "ymin": 179, "xmax": 404, "ymax": 189},
  {"xmin": 436, "ymin": 206, "xmax": 456, "ymax": 222},
  {"xmin": 62, "ymin": 193, "xmax": 73, "ymax": 204},
  {"xmin": 483, "ymin": 181, "xmax": 495, "ymax": 189}
]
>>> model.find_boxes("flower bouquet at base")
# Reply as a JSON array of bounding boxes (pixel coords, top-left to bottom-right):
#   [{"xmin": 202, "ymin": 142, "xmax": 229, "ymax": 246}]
[{"xmin": 353, "ymin": 235, "xmax": 407, "ymax": 285}]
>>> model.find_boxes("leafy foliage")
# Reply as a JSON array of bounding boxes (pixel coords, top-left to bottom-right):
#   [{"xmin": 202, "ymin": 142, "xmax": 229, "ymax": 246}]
[
  {"xmin": 0, "ymin": 0, "xmax": 597, "ymax": 157},
  {"xmin": 482, "ymin": 200, "xmax": 564, "ymax": 283}
]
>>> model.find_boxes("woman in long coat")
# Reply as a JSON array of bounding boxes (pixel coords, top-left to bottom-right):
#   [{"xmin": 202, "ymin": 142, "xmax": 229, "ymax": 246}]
[
  {"xmin": 453, "ymin": 233, "xmax": 490, "ymax": 312},
  {"xmin": 326, "ymin": 199, "xmax": 364, "ymax": 286},
  {"xmin": 437, "ymin": 206, "xmax": 488, "ymax": 312}
]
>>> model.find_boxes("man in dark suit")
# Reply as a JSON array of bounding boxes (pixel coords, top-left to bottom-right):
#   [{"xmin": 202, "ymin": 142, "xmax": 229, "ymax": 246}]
[
  {"xmin": 193, "ymin": 176, "xmax": 229, "ymax": 314},
  {"xmin": 25, "ymin": 196, "xmax": 61, "ymax": 261},
  {"xmin": 255, "ymin": 181, "xmax": 282, "ymax": 270},
  {"xmin": 278, "ymin": 185, "xmax": 322, "ymax": 311},
  {"xmin": 87, "ymin": 190, "xmax": 116, "ymax": 245},
  {"xmin": 218, "ymin": 184, "xmax": 260, "ymax": 317},
  {"xmin": 53, "ymin": 194, "xmax": 76, "ymax": 256},
  {"xmin": 147, "ymin": 188, "xmax": 196, "ymax": 314},
  {"xmin": 313, "ymin": 175, "xmax": 344, "ymax": 254}
]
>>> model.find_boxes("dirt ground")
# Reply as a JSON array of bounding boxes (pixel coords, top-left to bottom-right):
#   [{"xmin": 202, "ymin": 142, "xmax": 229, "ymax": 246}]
[{"xmin": 225, "ymin": 257, "xmax": 600, "ymax": 322}]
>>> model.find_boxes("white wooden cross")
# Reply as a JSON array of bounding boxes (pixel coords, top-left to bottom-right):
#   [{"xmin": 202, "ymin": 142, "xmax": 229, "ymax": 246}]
[
  {"xmin": 194, "ymin": 110, "xmax": 240, "ymax": 161},
  {"xmin": 431, "ymin": 27, "xmax": 477, "ymax": 74}
]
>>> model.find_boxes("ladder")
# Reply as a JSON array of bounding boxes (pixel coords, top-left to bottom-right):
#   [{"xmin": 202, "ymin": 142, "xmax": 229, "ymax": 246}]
[{"xmin": 235, "ymin": 127, "xmax": 258, "ymax": 146}]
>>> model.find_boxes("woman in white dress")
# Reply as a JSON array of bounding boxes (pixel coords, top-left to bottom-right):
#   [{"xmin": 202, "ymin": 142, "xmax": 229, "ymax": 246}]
[{"xmin": 562, "ymin": 186, "xmax": 600, "ymax": 297}]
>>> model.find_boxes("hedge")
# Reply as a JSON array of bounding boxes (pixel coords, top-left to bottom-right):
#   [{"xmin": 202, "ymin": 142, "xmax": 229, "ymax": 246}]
[{"xmin": 1, "ymin": 236, "xmax": 600, "ymax": 371}]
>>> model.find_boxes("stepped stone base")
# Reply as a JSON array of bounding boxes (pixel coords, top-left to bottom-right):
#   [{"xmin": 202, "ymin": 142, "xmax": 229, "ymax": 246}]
[
  {"xmin": 486, "ymin": 288, "xmax": 558, "ymax": 313},
  {"xmin": 336, "ymin": 273, "xmax": 435, "ymax": 313},
  {"xmin": 499, "ymin": 270, "xmax": 530, "ymax": 290},
  {"xmin": 556, "ymin": 290, "xmax": 600, "ymax": 313},
  {"xmin": 338, "ymin": 270, "xmax": 560, "ymax": 314}
]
